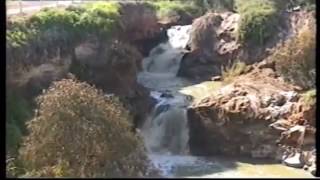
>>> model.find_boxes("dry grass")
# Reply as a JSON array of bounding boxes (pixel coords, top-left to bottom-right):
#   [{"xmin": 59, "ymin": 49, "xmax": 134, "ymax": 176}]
[
  {"xmin": 273, "ymin": 22, "xmax": 315, "ymax": 90},
  {"xmin": 221, "ymin": 60, "xmax": 250, "ymax": 83}
]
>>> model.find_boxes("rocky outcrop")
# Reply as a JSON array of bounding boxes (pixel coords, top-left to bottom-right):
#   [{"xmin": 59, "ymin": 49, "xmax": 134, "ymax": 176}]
[
  {"xmin": 73, "ymin": 40, "xmax": 155, "ymax": 128},
  {"xmin": 119, "ymin": 2, "xmax": 161, "ymax": 42},
  {"xmin": 177, "ymin": 12, "xmax": 241, "ymax": 80},
  {"xmin": 187, "ymin": 67, "xmax": 315, "ymax": 171},
  {"xmin": 178, "ymin": 10, "xmax": 314, "ymax": 81}
]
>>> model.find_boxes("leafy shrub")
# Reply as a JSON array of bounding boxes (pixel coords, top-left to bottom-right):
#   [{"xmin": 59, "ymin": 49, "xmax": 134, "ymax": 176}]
[
  {"xmin": 6, "ymin": 92, "xmax": 32, "ymax": 155},
  {"xmin": 221, "ymin": 60, "xmax": 250, "ymax": 83},
  {"xmin": 19, "ymin": 79, "xmax": 149, "ymax": 177},
  {"xmin": 6, "ymin": 92, "xmax": 32, "ymax": 177},
  {"xmin": 235, "ymin": 0, "xmax": 280, "ymax": 46},
  {"xmin": 6, "ymin": 2, "xmax": 121, "ymax": 68},
  {"xmin": 78, "ymin": 2, "xmax": 121, "ymax": 39},
  {"xmin": 152, "ymin": 0, "xmax": 202, "ymax": 19},
  {"xmin": 273, "ymin": 23, "xmax": 315, "ymax": 90}
]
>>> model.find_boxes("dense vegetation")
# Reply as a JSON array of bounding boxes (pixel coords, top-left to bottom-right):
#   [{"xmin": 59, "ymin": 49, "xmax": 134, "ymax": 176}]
[
  {"xmin": 6, "ymin": 92, "xmax": 32, "ymax": 154},
  {"xmin": 235, "ymin": 0, "xmax": 280, "ymax": 46},
  {"xmin": 7, "ymin": 2, "xmax": 121, "ymax": 68},
  {"xmin": 152, "ymin": 0, "xmax": 202, "ymax": 19},
  {"xmin": 19, "ymin": 79, "xmax": 149, "ymax": 177}
]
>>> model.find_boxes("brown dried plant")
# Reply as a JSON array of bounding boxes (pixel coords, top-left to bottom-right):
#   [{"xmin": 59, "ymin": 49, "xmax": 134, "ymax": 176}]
[{"xmin": 19, "ymin": 78, "xmax": 149, "ymax": 177}]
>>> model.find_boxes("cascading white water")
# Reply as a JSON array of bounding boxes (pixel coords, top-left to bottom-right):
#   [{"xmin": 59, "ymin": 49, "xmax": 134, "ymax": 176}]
[
  {"xmin": 137, "ymin": 25, "xmax": 313, "ymax": 178},
  {"xmin": 137, "ymin": 25, "xmax": 192, "ymax": 156}
]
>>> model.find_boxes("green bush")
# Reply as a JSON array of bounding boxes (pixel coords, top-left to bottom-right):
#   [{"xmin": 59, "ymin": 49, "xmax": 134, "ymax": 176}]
[
  {"xmin": 235, "ymin": 0, "xmax": 279, "ymax": 46},
  {"xmin": 6, "ymin": 92, "xmax": 33, "ymax": 177},
  {"xmin": 6, "ymin": 92, "xmax": 32, "ymax": 154},
  {"xmin": 19, "ymin": 79, "xmax": 149, "ymax": 177},
  {"xmin": 152, "ymin": 0, "xmax": 202, "ymax": 19},
  {"xmin": 6, "ymin": 2, "xmax": 121, "ymax": 67},
  {"xmin": 273, "ymin": 23, "xmax": 315, "ymax": 90},
  {"xmin": 78, "ymin": 2, "xmax": 121, "ymax": 39}
]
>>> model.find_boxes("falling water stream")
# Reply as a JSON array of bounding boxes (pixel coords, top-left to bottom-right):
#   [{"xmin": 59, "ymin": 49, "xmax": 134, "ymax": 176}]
[{"xmin": 137, "ymin": 25, "xmax": 313, "ymax": 178}]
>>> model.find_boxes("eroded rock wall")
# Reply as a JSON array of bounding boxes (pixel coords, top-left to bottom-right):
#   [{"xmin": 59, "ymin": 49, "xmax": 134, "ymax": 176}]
[{"xmin": 187, "ymin": 66, "xmax": 316, "ymax": 173}]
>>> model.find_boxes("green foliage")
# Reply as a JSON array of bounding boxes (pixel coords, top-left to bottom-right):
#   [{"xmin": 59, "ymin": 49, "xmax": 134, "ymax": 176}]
[
  {"xmin": 6, "ymin": 92, "xmax": 32, "ymax": 154},
  {"xmin": 235, "ymin": 0, "xmax": 279, "ymax": 46},
  {"xmin": 6, "ymin": 92, "xmax": 32, "ymax": 178},
  {"xmin": 78, "ymin": 2, "xmax": 120, "ymax": 39},
  {"xmin": 19, "ymin": 79, "xmax": 149, "ymax": 177},
  {"xmin": 7, "ymin": 2, "xmax": 121, "ymax": 67},
  {"xmin": 6, "ymin": 18, "xmax": 36, "ymax": 49},
  {"xmin": 222, "ymin": 60, "xmax": 250, "ymax": 83},
  {"xmin": 301, "ymin": 89, "xmax": 316, "ymax": 106},
  {"xmin": 29, "ymin": 9, "xmax": 79, "ymax": 31},
  {"xmin": 273, "ymin": 24, "xmax": 316, "ymax": 90},
  {"xmin": 152, "ymin": 0, "xmax": 202, "ymax": 19}
]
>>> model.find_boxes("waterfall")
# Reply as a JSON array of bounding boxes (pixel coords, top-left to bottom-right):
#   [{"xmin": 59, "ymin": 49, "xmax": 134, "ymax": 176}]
[
  {"xmin": 137, "ymin": 25, "xmax": 192, "ymax": 155},
  {"xmin": 136, "ymin": 24, "xmax": 313, "ymax": 178}
]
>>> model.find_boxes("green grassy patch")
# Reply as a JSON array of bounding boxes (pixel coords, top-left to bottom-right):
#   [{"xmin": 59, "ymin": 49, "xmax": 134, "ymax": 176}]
[
  {"xmin": 152, "ymin": 0, "xmax": 202, "ymax": 20},
  {"xmin": 221, "ymin": 60, "xmax": 250, "ymax": 83}
]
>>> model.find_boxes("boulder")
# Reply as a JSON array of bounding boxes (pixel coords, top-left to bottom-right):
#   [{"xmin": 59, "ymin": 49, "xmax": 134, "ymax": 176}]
[
  {"xmin": 187, "ymin": 68, "xmax": 315, "ymax": 165},
  {"xmin": 177, "ymin": 12, "xmax": 241, "ymax": 80},
  {"xmin": 73, "ymin": 41, "xmax": 155, "ymax": 128},
  {"xmin": 283, "ymin": 152, "xmax": 304, "ymax": 168}
]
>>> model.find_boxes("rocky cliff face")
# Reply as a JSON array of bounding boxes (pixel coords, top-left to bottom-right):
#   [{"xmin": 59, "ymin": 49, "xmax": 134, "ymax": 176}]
[
  {"xmin": 73, "ymin": 40, "xmax": 156, "ymax": 128},
  {"xmin": 187, "ymin": 66, "xmax": 316, "ymax": 174},
  {"xmin": 177, "ymin": 12, "xmax": 241, "ymax": 80},
  {"xmin": 178, "ymin": 10, "xmax": 313, "ymax": 81},
  {"xmin": 119, "ymin": 2, "xmax": 161, "ymax": 42}
]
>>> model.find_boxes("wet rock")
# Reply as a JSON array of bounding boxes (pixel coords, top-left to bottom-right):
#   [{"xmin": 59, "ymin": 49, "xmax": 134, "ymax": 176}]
[
  {"xmin": 154, "ymin": 104, "xmax": 171, "ymax": 117},
  {"xmin": 211, "ymin": 76, "xmax": 222, "ymax": 81},
  {"xmin": 160, "ymin": 92, "xmax": 174, "ymax": 98},
  {"xmin": 177, "ymin": 12, "xmax": 239, "ymax": 80},
  {"xmin": 271, "ymin": 93, "xmax": 286, "ymax": 106},
  {"xmin": 283, "ymin": 152, "xmax": 304, "ymax": 168},
  {"xmin": 309, "ymin": 164, "xmax": 316, "ymax": 176},
  {"xmin": 269, "ymin": 119, "xmax": 292, "ymax": 132},
  {"xmin": 280, "ymin": 91, "xmax": 299, "ymax": 102}
]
